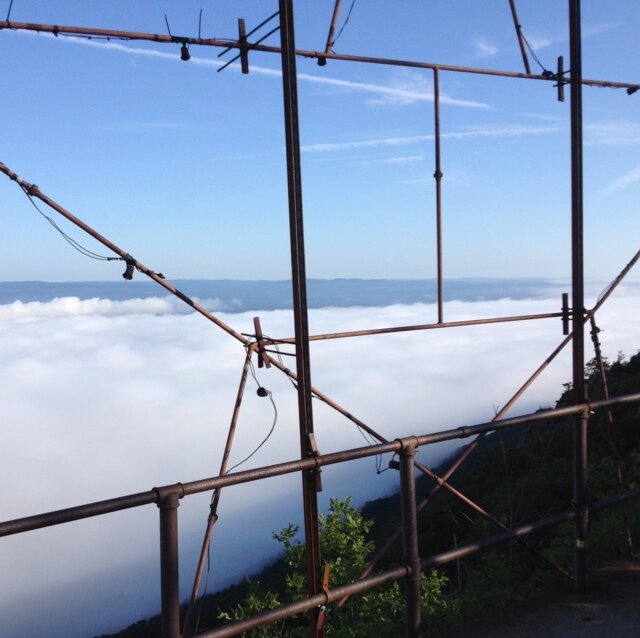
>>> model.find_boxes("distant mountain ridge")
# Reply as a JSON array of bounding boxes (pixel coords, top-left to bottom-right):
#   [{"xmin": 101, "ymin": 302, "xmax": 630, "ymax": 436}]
[{"xmin": 0, "ymin": 278, "xmax": 561, "ymax": 311}]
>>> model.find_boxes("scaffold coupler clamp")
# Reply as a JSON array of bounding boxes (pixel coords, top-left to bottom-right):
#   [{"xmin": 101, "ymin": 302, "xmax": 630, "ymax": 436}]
[
  {"xmin": 316, "ymin": 563, "xmax": 331, "ymax": 631},
  {"xmin": 309, "ymin": 433, "xmax": 323, "ymax": 492},
  {"xmin": 561, "ymin": 293, "xmax": 570, "ymax": 335}
]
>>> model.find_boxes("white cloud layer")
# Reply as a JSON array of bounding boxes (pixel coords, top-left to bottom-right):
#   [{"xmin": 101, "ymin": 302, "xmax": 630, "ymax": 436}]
[
  {"xmin": 1, "ymin": 291, "xmax": 639, "ymax": 636},
  {"xmin": 0, "ymin": 295, "xmax": 234, "ymax": 319}
]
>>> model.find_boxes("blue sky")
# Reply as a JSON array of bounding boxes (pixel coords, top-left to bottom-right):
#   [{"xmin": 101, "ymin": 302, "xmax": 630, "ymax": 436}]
[{"xmin": 0, "ymin": 1, "xmax": 638, "ymax": 282}]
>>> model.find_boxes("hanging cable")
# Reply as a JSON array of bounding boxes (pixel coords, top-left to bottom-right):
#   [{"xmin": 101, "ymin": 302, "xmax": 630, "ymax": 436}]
[
  {"xmin": 224, "ymin": 360, "xmax": 278, "ymax": 474},
  {"xmin": 191, "ymin": 355, "xmax": 277, "ymax": 633},
  {"xmin": 263, "ymin": 333, "xmax": 298, "ymax": 389},
  {"xmin": 225, "ymin": 390, "xmax": 277, "ymax": 473},
  {"xmin": 520, "ymin": 32, "xmax": 552, "ymax": 75},
  {"xmin": 247, "ymin": 331, "xmax": 387, "ymax": 473},
  {"xmin": 192, "ymin": 545, "xmax": 211, "ymax": 636},
  {"xmin": 352, "ymin": 422, "xmax": 387, "ymax": 473},
  {"xmin": 19, "ymin": 185, "xmax": 121, "ymax": 262},
  {"xmin": 257, "ymin": 330, "xmax": 386, "ymax": 472}
]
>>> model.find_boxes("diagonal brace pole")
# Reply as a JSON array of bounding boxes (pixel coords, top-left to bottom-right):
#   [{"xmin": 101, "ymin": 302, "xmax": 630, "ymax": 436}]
[{"xmin": 183, "ymin": 348, "xmax": 254, "ymax": 638}]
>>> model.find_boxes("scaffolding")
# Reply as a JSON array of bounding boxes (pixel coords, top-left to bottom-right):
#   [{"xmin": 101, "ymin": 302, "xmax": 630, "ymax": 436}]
[{"xmin": 1, "ymin": 2, "xmax": 639, "ymax": 637}]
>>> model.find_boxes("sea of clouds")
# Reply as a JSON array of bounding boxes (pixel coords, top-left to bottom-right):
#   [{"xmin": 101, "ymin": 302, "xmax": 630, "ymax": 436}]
[{"xmin": 1, "ymin": 289, "xmax": 639, "ymax": 637}]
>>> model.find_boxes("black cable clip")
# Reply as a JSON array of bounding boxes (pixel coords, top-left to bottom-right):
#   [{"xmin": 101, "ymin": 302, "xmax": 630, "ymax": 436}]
[
  {"xmin": 308, "ymin": 433, "xmax": 323, "ymax": 493},
  {"xmin": 122, "ymin": 254, "xmax": 136, "ymax": 280},
  {"xmin": 25, "ymin": 182, "xmax": 39, "ymax": 196}
]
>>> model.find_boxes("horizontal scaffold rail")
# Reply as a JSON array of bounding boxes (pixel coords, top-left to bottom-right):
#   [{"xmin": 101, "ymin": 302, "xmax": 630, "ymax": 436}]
[
  {"xmin": 2, "ymin": 391, "xmax": 639, "ymax": 538},
  {"xmin": 0, "ymin": 21, "xmax": 638, "ymax": 92}
]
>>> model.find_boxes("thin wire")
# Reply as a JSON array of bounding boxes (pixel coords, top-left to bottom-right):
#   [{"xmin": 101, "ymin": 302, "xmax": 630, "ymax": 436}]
[
  {"xmin": 252, "ymin": 334, "xmax": 385, "ymax": 472},
  {"xmin": 376, "ymin": 454, "xmax": 392, "ymax": 474},
  {"xmin": 597, "ymin": 277, "xmax": 618, "ymax": 305},
  {"xmin": 6, "ymin": 0, "xmax": 14, "ymax": 22},
  {"xmin": 264, "ymin": 334, "xmax": 298, "ymax": 390},
  {"xmin": 226, "ymin": 392, "xmax": 277, "ymax": 473},
  {"xmin": 331, "ymin": 0, "xmax": 356, "ymax": 50},
  {"xmin": 310, "ymin": 387, "xmax": 385, "ymax": 472},
  {"xmin": 261, "ymin": 334, "xmax": 381, "ymax": 473},
  {"xmin": 226, "ymin": 361, "xmax": 278, "ymax": 474},
  {"xmin": 199, "ymin": 556, "xmax": 212, "ymax": 635},
  {"xmin": 193, "ymin": 359, "xmax": 278, "ymax": 631},
  {"xmin": 520, "ymin": 33, "xmax": 551, "ymax": 74},
  {"xmin": 163, "ymin": 14, "xmax": 173, "ymax": 38},
  {"xmin": 249, "ymin": 358, "xmax": 261, "ymax": 386},
  {"xmin": 19, "ymin": 186, "xmax": 121, "ymax": 262},
  {"xmin": 194, "ymin": 545, "xmax": 212, "ymax": 636}
]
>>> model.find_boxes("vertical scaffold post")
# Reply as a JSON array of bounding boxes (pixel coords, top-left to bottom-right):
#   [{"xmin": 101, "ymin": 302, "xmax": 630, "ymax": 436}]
[
  {"xmin": 400, "ymin": 441, "xmax": 422, "ymax": 637},
  {"xmin": 569, "ymin": 0, "xmax": 588, "ymax": 594},
  {"xmin": 433, "ymin": 67, "xmax": 444, "ymax": 324},
  {"xmin": 278, "ymin": 0, "xmax": 324, "ymax": 636},
  {"xmin": 589, "ymin": 317, "xmax": 634, "ymax": 550},
  {"xmin": 574, "ymin": 407, "xmax": 589, "ymax": 590},
  {"xmin": 157, "ymin": 488, "xmax": 182, "ymax": 638}
]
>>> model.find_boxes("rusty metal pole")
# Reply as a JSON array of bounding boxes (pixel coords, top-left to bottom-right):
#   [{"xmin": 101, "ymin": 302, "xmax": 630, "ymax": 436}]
[
  {"xmin": 289, "ymin": 247, "xmax": 640, "ymax": 608},
  {"xmin": 589, "ymin": 318, "xmax": 633, "ymax": 550},
  {"xmin": 433, "ymin": 67, "xmax": 444, "ymax": 324},
  {"xmin": 318, "ymin": 0, "xmax": 342, "ymax": 64},
  {"xmin": 183, "ymin": 349, "xmax": 253, "ymax": 638},
  {"xmin": 399, "ymin": 441, "xmax": 422, "ymax": 637},
  {"xmin": 278, "ymin": 1, "xmax": 323, "ymax": 636},
  {"xmin": 0, "ymin": 162, "xmax": 249, "ymax": 347},
  {"xmin": 508, "ymin": 0, "xmax": 532, "ymax": 74},
  {"xmin": 1, "ymin": 21, "xmax": 638, "ymax": 92},
  {"xmin": 157, "ymin": 490, "xmax": 182, "ymax": 638},
  {"xmin": 574, "ymin": 406, "xmax": 589, "ymax": 591},
  {"xmin": 569, "ymin": 0, "xmax": 588, "ymax": 594}
]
